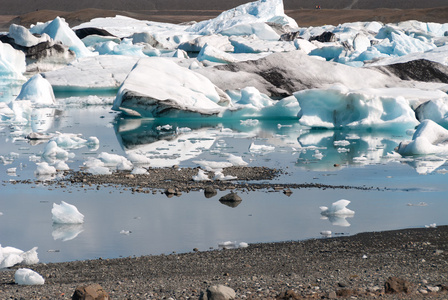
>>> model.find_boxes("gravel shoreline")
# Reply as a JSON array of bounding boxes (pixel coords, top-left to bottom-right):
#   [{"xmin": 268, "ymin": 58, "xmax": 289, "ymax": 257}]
[{"xmin": 1, "ymin": 226, "xmax": 447, "ymax": 299}]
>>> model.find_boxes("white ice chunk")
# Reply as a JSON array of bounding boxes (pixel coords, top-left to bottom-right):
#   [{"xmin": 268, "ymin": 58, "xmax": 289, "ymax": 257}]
[
  {"xmin": 295, "ymin": 85, "xmax": 419, "ymax": 129},
  {"xmin": 227, "ymin": 154, "xmax": 248, "ymax": 166},
  {"xmin": 8, "ymin": 24, "xmax": 51, "ymax": 47},
  {"xmin": 193, "ymin": 169, "xmax": 211, "ymax": 181},
  {"xmin": 188, "ymin": 0, "xmax": 298, "ymax": 35},
  {"xmin": 396, "ymin": 120, "xmax": 448, "ymax": 155},
  {"xmin": 42, "ymin": 140, "xmax": 72, "ymax": 159},
  {"xmin": 15, "ymin": 74, "xmax": 55, "ymax": 105},
  {"xmin": 320, "ymin": 199, "xmax": 355, "ymax": 216},
  {"xmin": 52, "ymin": 201, "xmax": 84, "ymax": 224},
  {"xmin": 114, "ymin": 57, "xmax": 229, "ymax": 117},
  {"xmin": 30, "ymin": 17, "xmax": 93, "ymax": 58},
  {"xmin": 35, "ymin": 162, "xmax": 57, "ymax": 175},
  {"xmin": 131, "ymin": 167, "xmax": 148, "ymax": 175},
  {"xmin": 14, "ymin": 268, "xmax": 45, "ymax": 285},
  {"xmin": 249, "ymin": 142, "xmax": 275, "ymax": 153},
  {"xmin": 197, "ymin": 43, "xmax": 238, "ymax": 64},
  {"xmin": 0, "ymin": 41, "xmax": 26, "ymax": 81},
  {"xmin": 214, "ymin": 171, "xmax": 237, "ymax": 181}
]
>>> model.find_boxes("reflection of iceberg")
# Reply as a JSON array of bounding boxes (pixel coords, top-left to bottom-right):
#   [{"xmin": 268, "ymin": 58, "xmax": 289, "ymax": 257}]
[
  {"xmin": 320, "ymin": 199, "xmax": 355, "ymax": 227},
  {"xmin": 52, "ymin": 224, "xmax": 84, "ymax": 241},
  {"xmin": 115, "ymin": 118, "xmax": 217, "ymax": 167},
  {"xmin": 296, "ymin": 129, "xmax": 407, "ymax": 171},
  {"xmin": 320, "ymin": 214, "xmax": 353, "ymax": 227},
  {"xmin": 404, "ymin": 156, "xmax": 446, "ymax": 175}
]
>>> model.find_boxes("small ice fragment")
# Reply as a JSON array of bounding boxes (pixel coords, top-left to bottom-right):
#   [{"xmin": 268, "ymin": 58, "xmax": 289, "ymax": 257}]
[
  {"xmin": 334, "ymin": 140, "xmax": 350, "ymax": 146},
  {"xmin": 14, "ymin": 268, "xmax": 45, "ymax": 285},
  {"xmin": 320, "ymin": 199, "xmax": 355, "ymax": 216},
  {"xmin": 238, "ymin": 242, "xmax": 249, "ymax": 248},
  {"xmin": 52, "ymin": 201, "xmax": 84, "ymax": 224},
  {"xmin": 362, "ymin": 254, "xmax": 368, "ymax": 259},
  {"xmin": 7, "ymin": 168, "xmax": 16, "ymax": 173},
  {"xmin": 193, "ymin": 169, "xmax": 210, "ymax": 181},
  {"xmin": 156, "ymin": 124, "xmax": 172, "ymax": 131},
  {"xmin": 320, "ymin": 231, "xmax": 332, "ymax": 237},
  {"xmin": 120, "ymin": 230, "xmax": 131, "ymax": 235},
  {"xmin": 425, "ymin": 223, "xmax": 437, "ymax": 228}
]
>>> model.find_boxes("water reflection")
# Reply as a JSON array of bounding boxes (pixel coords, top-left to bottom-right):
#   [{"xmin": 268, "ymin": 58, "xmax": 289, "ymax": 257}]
[{"xmin": 52, "ymin": 224, "xmax": 84, "ymax": 242}]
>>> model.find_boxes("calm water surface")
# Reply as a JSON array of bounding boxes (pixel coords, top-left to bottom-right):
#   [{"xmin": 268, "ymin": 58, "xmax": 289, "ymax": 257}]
[{"xmin": 1, "ymin": 104, "xmax": 447, "ymax": 263}]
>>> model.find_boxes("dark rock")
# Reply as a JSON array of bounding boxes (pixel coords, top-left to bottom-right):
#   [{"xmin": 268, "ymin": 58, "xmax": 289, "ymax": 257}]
[
  {"xmin": 165, "ymin": 188, "xmax": 175, "ymax": 195},
  {"xmin": 74, "ymin": 27, "xmax": 116, "ymax": 40},
  {"xmin": 336, "ymin": 288, "xmax": 353, "ymax": 297},
  {"xmin": 375, "ymin": 59, "xmax": 448, "ymax": 83},
  {"xmin": 279, "ymin": 31, "xmax": 301, "ymax": 41},
  {"xmin": 309, "ymin": 31, "xmax": 336, "ymax": 43},
  {"xmin": 283, "ymin": 188, "xmax": 293, "ymax": 196},
  {"xmin": 384, "ymin": 276, "xmax": 413, "ymax": 294},
  {"xmin": 200, "ymin": 284, "xmax": 236, "ymax": 300},
  {"xmin": 204, "ymin": 186, "xmax": 217, "ymax": 198},
  {"xmin": 72, "ymin": 283, "xmax": 110, "ymax": 300},
  {"xmin": 276, "ymin": 289, "xmax": 301, "ymax": 299},
  {"xmin": 219, "ymin": 192, "xmax": 242, "ymax": 207}
]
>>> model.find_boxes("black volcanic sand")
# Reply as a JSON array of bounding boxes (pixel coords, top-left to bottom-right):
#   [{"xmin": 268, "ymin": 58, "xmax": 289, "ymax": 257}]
[{"xmin": 1, "ymin": 226, "xmax": 448, "ymax": 299}]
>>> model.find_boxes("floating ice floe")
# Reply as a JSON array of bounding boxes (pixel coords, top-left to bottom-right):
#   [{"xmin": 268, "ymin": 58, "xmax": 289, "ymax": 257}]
[
  {"xmin": 295, "ymin": 85, "xmax": 421, "ymax": 129},
  {"xmin": 396, "ymin": 120, "xmax": 448, "ymax": 155},
  {"xmin": 320, "ymin": 199, "xmax": 355, "ymax": 226},
  {"xmin": 320, "ymin": 199, "xmax": 355, "ymax": 216},
  {"xmin": 14, "ymin": 268, "xmax": 45, "ymax": 285},
  {"xmin": 113, "ymin": 57, "xmax": 230, "ymax": 117},
  {"xmin": 249, "ymin": 142, "xmax": 275, "ymax": 153},
  {"xmin": 0, "ymin": 246, "xmax": 39, "ymax": 269},
  {"xmin": 14, "ymin": 74, "xmax": 55, "ymax": 105},
  {"xmin": 52, "ymin": 201, "xmax": 84, "ymax": 224}
]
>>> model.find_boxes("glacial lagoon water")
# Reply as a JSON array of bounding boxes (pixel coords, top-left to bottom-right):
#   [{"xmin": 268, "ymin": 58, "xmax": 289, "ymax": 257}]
[{"xmin": 1, "ymin": 103, "xmax": 448, "ymax": 263}]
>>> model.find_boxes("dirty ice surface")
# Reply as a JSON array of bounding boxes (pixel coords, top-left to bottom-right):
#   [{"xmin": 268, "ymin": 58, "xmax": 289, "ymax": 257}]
[{"xmin": 1, "ymin": 0, "xmax": 448, "ymax": 263}]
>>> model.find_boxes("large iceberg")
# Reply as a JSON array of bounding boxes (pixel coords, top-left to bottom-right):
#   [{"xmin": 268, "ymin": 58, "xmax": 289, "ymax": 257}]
[{"xmin": 113, "ymin": 57, "xmax": 230, "ymax": 117}]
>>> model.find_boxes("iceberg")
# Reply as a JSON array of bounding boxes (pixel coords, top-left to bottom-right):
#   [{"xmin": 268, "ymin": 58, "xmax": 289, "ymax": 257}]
[
  {"xmin": 113, "ymin": 57, "xmax": 230, "ymax": 117},
  {"xmin": 15, "ymin": 74, "xmax": 55, "ymax": 105},
  {"xmin": 294, "ymin": 85, "xmax": 420, "ymax": 129},
  {"xmin": 8, "ymin": 24, "xmax": 51, "ymax": 47},
  {"xmin": 188, "ymin": 0, "xmax": 298, "ymax": 36},
  {"xmin": 0, "ymin": 41, "xmax": 26, "ymax": 81},
  {"xmin": 320, "ymin": 199, "xmax": 355, "ymax": 216},
  {"xmin": 30, "ymin": 17, "xmax": 93, "ymax": 58},
  {"xmin": 52, "ymin": 201, "xmax": 84, "ymax": 224},
  {"xmin": 396, "ymin": 120, "xmax": 448, "ymax": 155}
]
